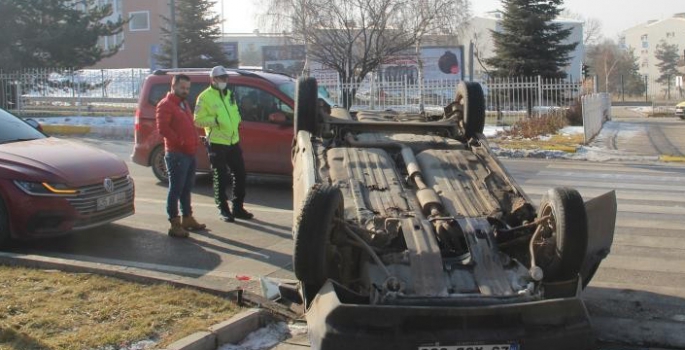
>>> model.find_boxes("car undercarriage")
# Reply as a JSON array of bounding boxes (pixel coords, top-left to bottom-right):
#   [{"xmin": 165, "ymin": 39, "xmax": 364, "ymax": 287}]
[{"xmin": 291, "ymin": 78, "xmax": 617, "ymax": 350}]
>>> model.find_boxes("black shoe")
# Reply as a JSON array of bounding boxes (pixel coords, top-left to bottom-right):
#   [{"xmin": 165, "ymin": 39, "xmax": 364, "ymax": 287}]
[
  {"xmin": 232, "ymin": 206, "xmax": 254, "ymax": 220},
  {"xmin": 219, "ymin": 208, "xmax": 235, "ymax": 222}
]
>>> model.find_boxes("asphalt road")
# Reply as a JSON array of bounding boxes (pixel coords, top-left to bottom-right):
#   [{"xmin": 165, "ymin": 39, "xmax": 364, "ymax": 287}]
[{"xmin": 8, "ymin": 134, "xmax": 685, "ymax": 348}]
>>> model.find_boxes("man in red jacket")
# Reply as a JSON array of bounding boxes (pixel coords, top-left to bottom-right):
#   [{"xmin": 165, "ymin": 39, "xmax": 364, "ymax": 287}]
[{"xmin": 156, "ymin": 74, "xmax": 206, "ymax": 238}]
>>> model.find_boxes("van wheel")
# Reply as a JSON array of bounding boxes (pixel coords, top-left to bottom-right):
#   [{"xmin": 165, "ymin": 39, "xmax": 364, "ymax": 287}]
[
  {"xmin": 535, "ymin": 188, "xmax": 589, "ymax": 282},
  {"xmin": 150, "ymin": 146, "xmax": 168, "ymax": 183},
  {"xmin": 295, "ymin": 77, "xmax": 319, "ymax": 135},
  {"xmin": 0, "ymin": 197, "xmax": 12, "ymax": 248},
  {"xmin": 455, "ymin": 81, "xmax": 486, "ymax": 139}
]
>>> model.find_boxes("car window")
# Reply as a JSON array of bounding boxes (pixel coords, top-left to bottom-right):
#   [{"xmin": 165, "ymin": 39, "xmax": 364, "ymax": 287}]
[
  {"xmin": 147, "ymin": 82, "xmax": 209, "ymax": 111},
  {"xmin": 278, "ymin": 81, "xmax": 337, "ymax": 107},
  {"xmin": 0, "ymin": 109, "xmax": 45, "ymax": 143},
  {"xmin": 233, "ymin": 86, "xmax": 293, "ymax": 122}
]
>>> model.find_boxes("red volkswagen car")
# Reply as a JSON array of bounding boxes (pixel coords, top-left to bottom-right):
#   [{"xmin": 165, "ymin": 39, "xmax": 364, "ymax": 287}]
[
  {"xmin": 132, "ymin": 68, "xmax": 333, "ymax": 182},
  {"xmin": 0, "ymin": 109, "xmax": 135, "ymax": 245}
]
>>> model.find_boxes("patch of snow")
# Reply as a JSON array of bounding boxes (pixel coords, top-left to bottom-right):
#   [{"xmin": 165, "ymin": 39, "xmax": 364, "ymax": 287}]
[
  {"xmin": 218, "ymin": 322, "xmax": 308, "ymax": 350},
  {"xmin": 570, "ymin": 146, "xmax": 659, "ymax": 163},
  {"xmin": 558, "ymin": 126, "xmax": 584, "ymax": 135},
  {"xmin": 35, "ymin": 116, "xmax": 134, "ymax": 126},
  {"xmin": 96, "ymin": 339, "xmax": 156, "ymax": 350},
  {"xmin": 491, "ymin": 147, "xmax": 567, "ymax": 160},
  {"xmin": 537, "ymin": 135, "xmax": 553, "ymax": 141},
  {"xmin": 483, "ymin": 126, "xmax": 506, "ymax": 137}
]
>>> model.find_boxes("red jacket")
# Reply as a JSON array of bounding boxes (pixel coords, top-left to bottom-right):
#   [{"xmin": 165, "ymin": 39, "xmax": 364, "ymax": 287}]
[{"xmin": 156, "ymin": 92, "xmax": 200, "ymax": 155}]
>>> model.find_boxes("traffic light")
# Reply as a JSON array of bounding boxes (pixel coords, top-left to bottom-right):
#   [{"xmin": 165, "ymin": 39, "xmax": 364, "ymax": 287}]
[{"xmin": 582, "ymin": 63, "xmax": 591, "ymax": 78}]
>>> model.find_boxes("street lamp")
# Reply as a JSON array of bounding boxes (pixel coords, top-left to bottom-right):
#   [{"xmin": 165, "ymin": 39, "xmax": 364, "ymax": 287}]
[{"xmin": 170, "ymin": 0, "xmax": 179, "ymax": 68}]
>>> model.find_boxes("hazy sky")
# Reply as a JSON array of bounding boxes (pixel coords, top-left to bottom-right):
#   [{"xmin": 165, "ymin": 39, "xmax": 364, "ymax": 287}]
[{"xmin": 216, "ymin": 0, "xmax": 683, "ymax": 39}]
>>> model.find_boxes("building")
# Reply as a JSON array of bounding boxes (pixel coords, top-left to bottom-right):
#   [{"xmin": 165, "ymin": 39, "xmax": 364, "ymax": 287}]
[
  {"xmin": 88, "ymin": 0, "xmax": 169, "ymax": 69},
  {"xmin": 463, "ymin": 11, "xmax": 585, "ymax": 81},
  {"xmin": 621, "ymin": 13, "xmax": 685, "ymax": 90}
]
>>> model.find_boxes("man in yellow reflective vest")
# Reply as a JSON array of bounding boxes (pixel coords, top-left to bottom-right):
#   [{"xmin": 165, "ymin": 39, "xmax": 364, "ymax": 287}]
[{"xmin": 194, "ymin": 66, "xmax": 253, "ymax": 222}]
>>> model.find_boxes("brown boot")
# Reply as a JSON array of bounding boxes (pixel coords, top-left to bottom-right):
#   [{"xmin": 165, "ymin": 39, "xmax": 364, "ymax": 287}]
[
  {"xmin": 168, "ymin": 217, "xmax": 189, "ymax": 238},
  {"xmin": 182, "ymin": 216, "xmax": 206, "ymax": 231}
]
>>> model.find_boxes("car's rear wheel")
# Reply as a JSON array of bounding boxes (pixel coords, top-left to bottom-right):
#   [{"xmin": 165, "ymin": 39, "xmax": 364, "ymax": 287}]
[
  {"xmin": 294, "ymin": 77, "xmax": 319, "ymax": 135},
  {"xmin": 150, "ymin": 146, "xmax": 169, "ymax": 183},
  {"xmin": 535, "ymin": 187, "xmax": 589, "ymax": 282},
  {"xmin": 455, "ymin": 81, "xmax": 486, "ymax": 139},
  {"xmin": 0, "ymin": 197, "xmax": 11, "ymax": 248},
  {"xmin": 294, "ymin": 184, "xmax": 344, "ymax": 302}
]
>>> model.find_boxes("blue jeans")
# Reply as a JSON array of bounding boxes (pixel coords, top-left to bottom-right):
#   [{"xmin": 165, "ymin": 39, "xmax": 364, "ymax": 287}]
[{"xmin": 165, "ymin": 152, "xmax": 197, "ymax": 219}]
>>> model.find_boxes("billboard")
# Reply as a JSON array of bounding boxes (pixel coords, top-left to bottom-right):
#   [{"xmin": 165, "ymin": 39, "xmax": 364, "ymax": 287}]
[
  {"xmin": 379, "ymin": 46, "xmax": 464, "ymax": 83},
  {"xmin": 262, "ymin": 45, "xmax": 306, "ymax": 77},
  {"xmin": 219, "ymin": 42, "xmax": 239, "ymax": 62}
]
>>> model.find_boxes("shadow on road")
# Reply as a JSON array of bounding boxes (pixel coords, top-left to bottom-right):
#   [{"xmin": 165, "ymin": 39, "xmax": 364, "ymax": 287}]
[{"xmin": 8, "ymin": 224, "xmax": 223, "ymax": 276}]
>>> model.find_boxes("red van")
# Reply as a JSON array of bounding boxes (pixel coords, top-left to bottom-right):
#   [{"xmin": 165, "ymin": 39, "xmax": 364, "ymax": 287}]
[{"xmin": 132, "ymin": 69, "xmax": 303, "ymax": 182}]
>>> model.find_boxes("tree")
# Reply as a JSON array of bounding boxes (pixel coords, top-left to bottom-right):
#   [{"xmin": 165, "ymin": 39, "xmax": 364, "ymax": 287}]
[
  {"xmin": 259, "ymin": 0, "xmax": 470, "ymax": 108},
  {"xmin": 561, "ymin": 10, "xmax": 603, "ymax": 46},
  {"xmin": 654, "ymin": 40, "xmax": 680, "ymax": 88},
  {"xmin": 586, "ymin": 40, "xmax": 645, "ymax": 96},
  {"xmin": 487, "ymin": 0, "xmax": 578, "ymax": 78},
  {"xmin": 0, "ymin": 0, "xmax": 125, "ymax": 70},
  {"xmin": 157, "ymin": 0, "xmax": 237, "ymax": 68}
]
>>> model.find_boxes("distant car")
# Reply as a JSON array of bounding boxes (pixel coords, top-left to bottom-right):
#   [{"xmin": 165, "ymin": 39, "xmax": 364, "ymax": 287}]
[
  {"xmin": 675, "ymin": 101, "xmax": 685, "ymax": 119},
  {"xmin": 131, "ymin": 68, "xmax": 334, "ymax": 182},
  {"xmin": 0, "ymin": 108, "xmax": 134, "ymax": 245}
]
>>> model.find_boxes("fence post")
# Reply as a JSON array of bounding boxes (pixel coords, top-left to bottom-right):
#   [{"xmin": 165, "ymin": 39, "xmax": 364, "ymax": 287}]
[
  {"xmin": 131, "ymin": 69, "xmax": 136, "ymax": 99},
  {"xmin": 645, "ymin": 76, "xmax": 649, "ymax": 103},
  {"xmin": 101, "ymin": 69, "xmax": 105, "ymax": 98}
]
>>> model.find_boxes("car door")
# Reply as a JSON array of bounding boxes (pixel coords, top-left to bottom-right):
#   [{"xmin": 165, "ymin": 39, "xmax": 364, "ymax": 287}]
[{"xmin": 232, "ymin": 84, "xmax": 294, "ymax": 175}]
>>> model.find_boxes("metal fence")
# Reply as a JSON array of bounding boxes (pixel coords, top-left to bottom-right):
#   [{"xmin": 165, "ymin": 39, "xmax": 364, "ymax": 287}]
[
  {"xmin": 318, "ymin": 75, "xmax": 585, "ymax": 125},
  {"xmin": 0, "ymin": 68, "xmax": 147, "ymax": 116}
]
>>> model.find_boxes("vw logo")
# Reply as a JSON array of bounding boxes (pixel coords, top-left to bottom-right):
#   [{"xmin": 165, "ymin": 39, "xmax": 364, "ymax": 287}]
[{"xmin": 103, "ymin": 178, "xmax": 114, "ymax": 193}]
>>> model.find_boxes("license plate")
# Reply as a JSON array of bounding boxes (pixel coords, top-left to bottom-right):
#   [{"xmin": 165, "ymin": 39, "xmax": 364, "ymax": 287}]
[
  {"xmin": 418, "ymin": 344, "xmax": 518, "ymax": 350},
  {"xmin": 97, "ymin": 192, "xmax": 127, "ymax": 211}
]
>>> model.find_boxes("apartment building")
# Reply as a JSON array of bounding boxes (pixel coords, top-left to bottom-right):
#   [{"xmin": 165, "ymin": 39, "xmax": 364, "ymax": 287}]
[
  {"xmin": 87, "ymin": 0, "xmax": 169, "ymax": 69},
  {"xmin": 621, "ymin": 13, "xmax": 685, "ymax": 85}
]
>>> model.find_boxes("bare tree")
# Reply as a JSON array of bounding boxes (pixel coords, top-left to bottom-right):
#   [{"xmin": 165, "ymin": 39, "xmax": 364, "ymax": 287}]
[
  {"xmin": 259, "ymin": 0, "xmax": 470, "ymax": 108},
  {"xmin": 561, "ymin": 10, "xmax": 603, "ymax": 46}
]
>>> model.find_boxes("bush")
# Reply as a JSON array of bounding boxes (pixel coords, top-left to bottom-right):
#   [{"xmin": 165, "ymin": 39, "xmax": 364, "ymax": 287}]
[
  {"xmin": 506, "ymin": 113, "xmax": 567, "ymax": 139},
  {"xmin": 565, "ymin": 98, "xmax": 583, "ymax": 126}
]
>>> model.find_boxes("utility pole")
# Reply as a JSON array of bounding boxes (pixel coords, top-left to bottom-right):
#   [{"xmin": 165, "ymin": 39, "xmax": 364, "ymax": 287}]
[{"xmin": 170, "ymin": 0, "xmax": 179, "ymax": 68}]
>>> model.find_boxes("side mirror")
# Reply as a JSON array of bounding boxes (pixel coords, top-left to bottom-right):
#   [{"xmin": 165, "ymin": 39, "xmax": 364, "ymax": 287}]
[
  {"xmin": 25, "ymin": 118, "xmax": 43, "ymax": 132},
  {"xmin": 268, "ymin": 112, "xmax": 290, "ymax": 125}
]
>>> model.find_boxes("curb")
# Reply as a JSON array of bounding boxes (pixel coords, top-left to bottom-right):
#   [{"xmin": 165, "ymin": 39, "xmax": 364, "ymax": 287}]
[
  {"xmin": 659, "ymin": 155, "xmax": 685, "ymax": 163},
  {"xmin": 42, "ymin": 124, "xmax": 134, "ymax": 138},
  {"xmin": 492, "ymin": 143, "xmax": 578, "ymax": 154},
  {"xmin": 166, "ymin": 309, "xmax": 273, "ymax": 350}
]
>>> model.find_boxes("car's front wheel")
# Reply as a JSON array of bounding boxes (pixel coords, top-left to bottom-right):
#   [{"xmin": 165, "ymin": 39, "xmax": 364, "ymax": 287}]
[
  {"xmin": 455, "ymin": 81, "xmax": 486, "ymax": 139},
  {"xmin": 0, "ymin": 197, "xmax": 11, "ymax": 248},
  {"xmin": 150, "ymin": 146, "xmax": 169, "ymax": 183}
]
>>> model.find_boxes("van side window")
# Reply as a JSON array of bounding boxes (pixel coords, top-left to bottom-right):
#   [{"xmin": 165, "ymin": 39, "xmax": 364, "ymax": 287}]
[{"xmin": 147, "ymin": 82, "xmax": 209, "ymax": 112}]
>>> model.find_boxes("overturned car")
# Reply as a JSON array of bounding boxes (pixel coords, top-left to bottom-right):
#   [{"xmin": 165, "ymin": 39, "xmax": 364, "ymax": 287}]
[{"xmin": 291, "ymin": 78, "xmax": 617, "ymax": 350}]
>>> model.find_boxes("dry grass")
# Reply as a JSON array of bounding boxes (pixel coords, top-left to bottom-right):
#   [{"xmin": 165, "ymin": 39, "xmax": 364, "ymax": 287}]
[
  {"xmin": 0, "ymin": 266, "xmax": 239, "ymax": 350},
  {"xmin": 504, "ymin": 114, "xmax": 568, "ymax": 139},
  {"xmin": 495, "ymin": 134, "xmax": 584, "ymax": 153}
]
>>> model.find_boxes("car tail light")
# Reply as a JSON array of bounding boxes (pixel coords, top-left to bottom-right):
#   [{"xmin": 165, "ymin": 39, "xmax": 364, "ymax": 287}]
[{"xmin": 134, "ymin": 109, "xmax": 141, "ymax": 131}]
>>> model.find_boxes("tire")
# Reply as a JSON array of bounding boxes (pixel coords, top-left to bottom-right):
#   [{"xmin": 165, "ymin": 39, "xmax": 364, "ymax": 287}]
[
  {"xmin": 0, "ymin": 197, "xmax": 11, "ymax": 248},
  {"xmin": 293, "ymin": 184, "xmax": 344, "ymax": 296},
  {"xmin": 294, "ymin": 77, "xmax": 319, "ymax": 135},
  {"xmin": 150, "ymin": 145, "xmax": 169, "ymax": 183},
  {"xmin": 536, "ymin": 187, "xmax": 589, "ymax": 282},
  {"xmin": 455, "ymin": 81, "xmax": 486, "ymax": 138}
]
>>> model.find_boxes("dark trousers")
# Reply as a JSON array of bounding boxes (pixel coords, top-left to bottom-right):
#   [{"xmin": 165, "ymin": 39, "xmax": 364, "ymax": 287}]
[
  {"xmin": 165, "ymin": 152, "xmax": 197, "ymax": 219},
  {"xmin": 210, "ymin": 143, "xmax": 246, "ymax": 210}
]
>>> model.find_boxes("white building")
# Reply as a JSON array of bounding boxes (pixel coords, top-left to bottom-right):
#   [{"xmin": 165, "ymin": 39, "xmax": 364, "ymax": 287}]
[
  {"xmin": 463, "ymin": 11, "xmax": 585, "ymax": 81},
  {"xmin": 621, "ymin": 13, "xmax": 685, "ymax": 90}
]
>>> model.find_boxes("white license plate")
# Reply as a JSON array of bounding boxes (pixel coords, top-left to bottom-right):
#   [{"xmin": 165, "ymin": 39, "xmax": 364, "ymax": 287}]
[
  {"xmin": 97, "ymin": 192, "xmax": 127, "ymax": 211},
  {"xmin": 419, "ymin": 344, "xmax": 518, "ymax": 350}
]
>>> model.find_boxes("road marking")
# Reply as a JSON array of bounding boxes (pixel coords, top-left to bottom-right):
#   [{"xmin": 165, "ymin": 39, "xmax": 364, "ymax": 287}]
[{"xmin": 135, "ymin": 197, "xmax": 292, "ymax": 214}]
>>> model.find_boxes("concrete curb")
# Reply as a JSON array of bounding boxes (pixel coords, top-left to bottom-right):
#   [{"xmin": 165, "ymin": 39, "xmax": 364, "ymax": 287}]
[
  {"xmin": 659, "ymin": 155, "xmax": 685, "ymax": 163},
  {"xmin": 495, "ymin": 144, "xmax": 579, "ymax": 153},
  {"xmin": 42, "ymin": 124, "xmax": 133, "ymax": 138},
  {"xmin": 166, "ymin": 309, "xmax": 272, "ymax": 350}
]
